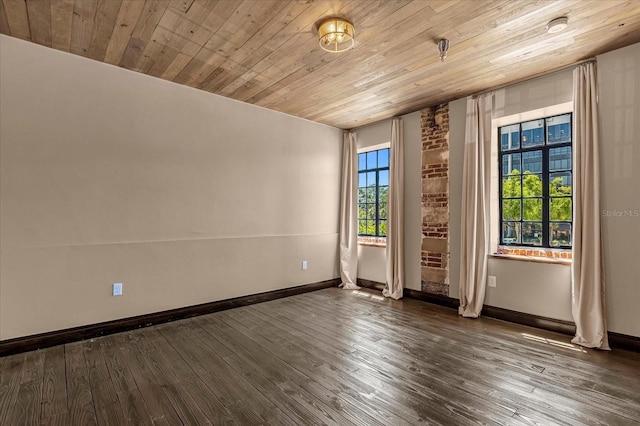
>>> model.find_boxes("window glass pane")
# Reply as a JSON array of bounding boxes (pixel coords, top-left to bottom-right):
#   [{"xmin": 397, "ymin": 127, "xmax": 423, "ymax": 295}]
[
  {"xmin": 378, "ymin": 149, "xmax": 389, "ymax": 168},
  {"xmin": 522, "ymin": 150, "xmax": 542, "ymax": 173},
  {"xmin": 502, "ymin": 153, "xmax": 521, "ymax": 175},
  {"xmin": 498, "ymin": 114, "xmax": 572, "ymax": 249},
  {"xmin": 358, "ymin": 188, "xmax": 366, "ymax": 204},
  {"xmin": 356, "ymin": 148, "xmax": 394, "ymax": 239},
  {"xmin": 379, "ymin": 220, "xmax": 387, "ymax": 237},
  {"xmin": 366, "ymin": 151, "xmax": 377, "ymax": 169},
  {"xmin": 522, "ymin": 222, "xmax": 543, "ymax": 246},
  {"xmin": 550, "ymin": 197, "xmax": 572, "ymax": 221},
  {"xmin": 358, "ymin": 172, "xmax": 366, "ymax": 188},
  {"xmin": 502, "ymin": 222, "xmax": 521, "ymax": 244},
  {"xmin": 358, "ymin": 153, "xmax": 366, "ymax": 171},
  {"xmin": 523, "ymin": 199, "xmax": 542, "ymax": 221},
  {"xmin": 365, "ymin": 171, "xmax": 375, "ymax": 187},
  {"xmin": 547, "ymin": 114, "xmax": 571, "ymax": 144},
  {"xmin": 522, "ymin": 119, "xmax": 545, "ymax": 148},
  {"xmin": 366, "ymin": 204, "xmax": 376, "ymax": 220},
  {"xmin": 500, "ymin": 124, "xmax": 520, "ymax": 151},
  {"xmin": 358, "ymin": 204, "xmax": 366, "ymax": 220},
  {"xmin": 550, "ymin": 172, "xmax": 572, "ymax": 196},
  {"xmin": 366, "ymin": 220, "xmax": 376, "ymax": 235},
  {"xmin": 359, "ymin": 220, "xmax": 366, "ymax": 235},
  {"xmin": 379, "ymin": 170, "xmax": 389, "ymax": 186},
  {"xmin": 502, "ymin": 199, "xmax": 521, "ymax": 220},
  {"xmin": 522, "ymin": 173, "xmax": 543, "ymax": 197},
  {"xmin": 502, "ymin": 176, "xmax": 521, "ymax": 198},
  {"xmin": 550, "ymin": 146, "xmax": 572, "ymax": 171},
  {"xmin": 366, "ymin": 187, "xmax": 376, "ymax": 202},
  {"xmin": 550, "ymin": 223, "xmax": 572, "ymax": 247},
  {"xmin": 379, "ymin": 202, "xmax": 387, "ymax": 219},
  {"xmin": 378, "ymin": 186, "xmax": 388, "ymax": 203}
]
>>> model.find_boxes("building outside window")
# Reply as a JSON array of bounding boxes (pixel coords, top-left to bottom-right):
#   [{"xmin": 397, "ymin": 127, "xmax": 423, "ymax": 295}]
[
  {"xmin": 499, "ymin": 113, "xmax": 572, "ymax": 248},
  {"xmin": 357, "ymin": 148, "xmax": 389, "ymax": 238}
]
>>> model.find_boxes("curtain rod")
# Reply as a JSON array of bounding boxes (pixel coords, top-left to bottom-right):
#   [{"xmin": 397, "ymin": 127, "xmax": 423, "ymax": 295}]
[{"xmin": 472, "ymin": 57, "xmax": 596, "ymax": 98}]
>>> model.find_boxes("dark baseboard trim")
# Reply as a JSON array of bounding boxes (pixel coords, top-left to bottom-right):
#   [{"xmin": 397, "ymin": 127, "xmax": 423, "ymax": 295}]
[
  {"xmin": 404, "ymin": 289, "xmax": 639, "ymax": 353},
  {"xmin": 608, "ymin": 332, "xmax": 640, "ymax": 353},
  {"xmin": 481, "ymin": 305, "xmax": 576, "ymax": 336},
  {"xmin": 357, "ymin": 278, "xmax": 386, "ymax": 291},
  {"xmin": 0, "ymin": 279, "xmax": 340, "ymax": 357},
  {"xmin": 403, "ymin": 288, "xmax": 459, "ymax": 310}
]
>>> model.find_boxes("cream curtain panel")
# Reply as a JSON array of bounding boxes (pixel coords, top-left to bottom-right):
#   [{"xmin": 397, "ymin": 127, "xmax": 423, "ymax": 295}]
[
  {"xmin": 384, "ymin": 118, "xmax": 404, "ymax": 300},
  {"xmin": 571, "ymin": 63, "xmax": 610, "ymax": 350},
  {"xmin": 339, "ymin": 131, "xmax": 359, "ymax": 289},
  {"xmin": 459, "ymin": 94, "xmax": 493, "ymax": 318}
]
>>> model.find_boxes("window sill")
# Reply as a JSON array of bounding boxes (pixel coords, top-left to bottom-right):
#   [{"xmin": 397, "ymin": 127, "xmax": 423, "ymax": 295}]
[
  {"xmin": 358, "ymin": 237, "xmax": 386, "ymax": 248},
  {"xmin": 489, "ymin": 253, "xmax": 571, "ymax": 266}
]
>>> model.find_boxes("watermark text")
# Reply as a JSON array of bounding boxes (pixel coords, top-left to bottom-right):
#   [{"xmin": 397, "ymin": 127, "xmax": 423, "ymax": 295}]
[{"xmin": 602, "ymin": 209, "xmax": 640, "ymax": 217}]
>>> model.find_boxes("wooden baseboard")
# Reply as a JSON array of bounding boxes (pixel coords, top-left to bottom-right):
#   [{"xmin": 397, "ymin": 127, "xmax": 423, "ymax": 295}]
[
  {"xmin": 0, "ymin": 279, "xmax": 340, "ymax": 357},
  {"xmin": 403, "ymin": 287, "xmax": 576, "ymax": 337},
  {"xmin": 608, "ymin": 332, "xmax": 640, "ymax": 353},
  {"xmin": 481, "ymin": 305, "xmax": 576, "ymax": 336},
  {"xmin": 403, "ymin": 288, "xmax": 640, "ymax": 353},
  {"xmin": 403, "ymin": 288, "xmax": 459, "ymax": 310},
  {"xmin": 356, "ymin": 278, "xmax": 386, "ymax": 291}
]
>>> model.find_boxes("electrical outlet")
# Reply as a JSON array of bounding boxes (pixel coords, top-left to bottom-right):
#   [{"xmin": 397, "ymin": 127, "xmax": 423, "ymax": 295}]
[
  {"xmin": 488, "ymin": 276, "xmax": 497, "ymax": 288},
  {"xmin": 302, "ymin": 260, "xmax": 308, "ymax": 270},
  {"xmin": 113, "ymin": 282, "xmax": 123, "ymax": 296}
]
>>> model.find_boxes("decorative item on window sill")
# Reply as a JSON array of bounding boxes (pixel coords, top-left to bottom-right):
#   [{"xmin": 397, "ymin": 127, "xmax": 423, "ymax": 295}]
[
  {"xmin": 317, "ymin": 17, "xmax": 355, "ymax": 53},
  {"xmin": 438, "ymin": 39, "xmax": 450, "ymax": 62}
]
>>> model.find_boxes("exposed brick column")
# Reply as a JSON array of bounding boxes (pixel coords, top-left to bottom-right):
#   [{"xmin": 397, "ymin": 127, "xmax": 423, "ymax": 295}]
[{"xmin": 421, "ymin": 104, "xmax": 450, "ymax": 296}]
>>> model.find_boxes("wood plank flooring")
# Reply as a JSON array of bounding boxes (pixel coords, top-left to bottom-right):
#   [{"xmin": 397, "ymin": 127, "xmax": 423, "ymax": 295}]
[{"xmin": 1, "ymin": 287, "xmax": 640, "ymax": 425}]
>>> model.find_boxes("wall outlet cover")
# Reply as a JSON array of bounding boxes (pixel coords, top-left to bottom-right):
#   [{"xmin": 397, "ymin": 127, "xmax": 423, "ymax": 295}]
[
  {"xmin": 113, "ymin": 282, "xmax": 123, "ymax": 296},
  {"xmin": 488, "ymin": 276, "xmax": 497, "ymax": 288}
]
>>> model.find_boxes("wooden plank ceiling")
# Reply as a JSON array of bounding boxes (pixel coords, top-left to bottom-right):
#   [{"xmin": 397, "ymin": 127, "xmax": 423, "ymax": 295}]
[{"xmin": 1, "ymin": 0, "xmax": 639, "ymax": 129}]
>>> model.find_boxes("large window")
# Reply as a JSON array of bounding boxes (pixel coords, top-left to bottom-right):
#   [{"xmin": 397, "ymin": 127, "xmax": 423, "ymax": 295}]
[
  {"xmin": 499, "ymin": 113, "xmax": 572, "ymax": 248},
  {"xmin": 358, "ymin": 148, "xmax": 389, "ymax": 237}
]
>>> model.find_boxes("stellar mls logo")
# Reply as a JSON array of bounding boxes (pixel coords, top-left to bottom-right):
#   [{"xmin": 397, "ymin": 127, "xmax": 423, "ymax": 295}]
[{"xmin": 601, "ymin": 209, "xmax": 640, "ymax": 218}]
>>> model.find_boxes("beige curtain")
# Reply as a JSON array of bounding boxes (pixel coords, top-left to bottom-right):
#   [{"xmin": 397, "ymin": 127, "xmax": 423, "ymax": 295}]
[
  {"xmin": 571, "ymin": 63, "xmax": 609, "ymax": 350},
  {"xmin": 459, "ymin": 94, "xmax": 493, "ymax": 318},
  {"xmin": 339, "ymin": 131, "xmax": 359, "ymax": 289},
  {"xmin": 384, "ymin": 118, "xmax": 404, "ymax": 299}
]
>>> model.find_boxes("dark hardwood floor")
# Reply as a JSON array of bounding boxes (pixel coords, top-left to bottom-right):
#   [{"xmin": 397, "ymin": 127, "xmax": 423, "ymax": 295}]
[{"xmin": 1, "ymin": 287, "xmax": 639, "ymax": 425}]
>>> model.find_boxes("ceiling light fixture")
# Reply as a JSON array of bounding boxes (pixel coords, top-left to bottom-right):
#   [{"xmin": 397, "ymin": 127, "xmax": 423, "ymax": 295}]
[
  {"xmin": 317, "ymin": 17, "xmax": 355, "ymax": 53},
  {"xmin": 438, "ymin": 39, "xmax": 450, "ymax": 62},
  {"xmin": 546, "ymin": 17, "xmax": 568, "ymax": 33}
]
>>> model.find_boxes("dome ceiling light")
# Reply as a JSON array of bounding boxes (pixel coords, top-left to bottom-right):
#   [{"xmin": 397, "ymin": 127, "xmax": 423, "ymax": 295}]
[{"xmin": 547, "ymin": 17, "xmax": 569, "ymax": 33}]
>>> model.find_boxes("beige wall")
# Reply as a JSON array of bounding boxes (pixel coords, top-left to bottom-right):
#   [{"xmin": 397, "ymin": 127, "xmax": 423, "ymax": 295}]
[
  {"xmin": 0, "ymin": 35, "xmax": 341, "ymax": 340},
  {"xmin": 598, "ymin": 42, "xmax": 640, "ymax": 337},
  {"xmin": 353, "ymin": 111, "xmax": 422, "ymax": 290}
]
